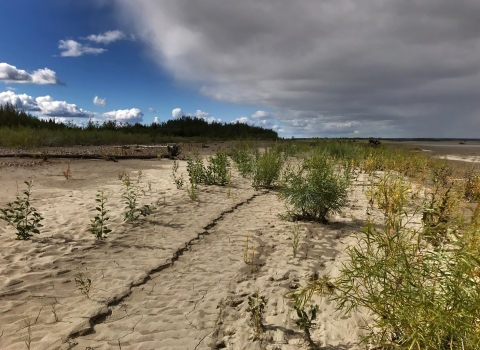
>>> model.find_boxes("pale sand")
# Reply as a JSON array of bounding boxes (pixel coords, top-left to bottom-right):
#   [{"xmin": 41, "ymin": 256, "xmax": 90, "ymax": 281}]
[
  {"xmin": 0, "ymin": 157, "xmax": 374, "ymax": 350},
  {"xmin": 435, "ymin": 154, "xmax": 480, "ymax": 163}
]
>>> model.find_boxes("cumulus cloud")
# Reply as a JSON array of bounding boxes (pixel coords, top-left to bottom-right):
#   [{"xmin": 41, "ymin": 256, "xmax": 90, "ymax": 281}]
[
  {"xmin": 148, "ymin": 107, "xmax": 158, "ymax": 113},
  {"xmin": 116, "ymin": 0, "xmax": 480, "ymax": 137},
  {"xmin": 6, "ymin": 87, "xmax": 15, "ymax": 91},
  {"xmin": 36, "ymin": 95, "xmax": 93, "ymax": 118},
  {"xmin": 93, "ymin": 95, "xmax": 106, "ymax": 107},
  {"xmin": 58, "ymin": 40, "xmax": 106, "ymax": 57},
  {"xmin": 0, "ymin": 63, "xmax": 62, "ymax": 85},
  {"xmin": 153, "ymin": 116, "xmax": 159, "ymax": 124},
  {"xmin": 103, "ymin": 108, "xmax": 144, "ymax": 123},
  {"xmin": 171, "ymin": 108, "xmax": 221, "ymax": 123},
  {"xmin": 0, "ymin": 91, "xmax": 93, "ymax": 119},
  {"xmin": 0, "ymin": 91, "xmax": 40, "ymax": 111},
  {"xmin": 83, "ymin": 30, "xmax": 126, "ymax": 44}
]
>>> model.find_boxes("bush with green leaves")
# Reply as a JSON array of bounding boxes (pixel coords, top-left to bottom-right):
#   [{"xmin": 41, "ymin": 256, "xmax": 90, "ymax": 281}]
[
  {"xmin": 0, "ymin": 180, "xmax": 44, "ymax": 240},
  {"xmin": 252, "ymin": 146, "xmax": 283, "ymax": 189},
  {"xmin": 279, "ymin": 154, "xmax": 349, "ymax": 223},
  {"xmin": 291, "ymin": 172, "xmax": 480, "ymax": 349},
  {"xmin": 90, "ymin": 190, "xmax": 111, "ymax": 240},
  {"xmin": 121, "ymin": 174, "xmax": 156, "ymax": 222},
  {"xmin": 230, "ymin": 143, "xmax": 255, "ymax": 178},
  {"xmin": 186, "ymin": 150, "xmax": 230, "ymax": 186},
  {"xmin": 204, "ymin": 150, "xmax": 230, "ymax": 185}
]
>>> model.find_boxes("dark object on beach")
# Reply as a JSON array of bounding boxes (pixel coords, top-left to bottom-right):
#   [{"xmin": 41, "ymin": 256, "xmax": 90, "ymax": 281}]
[
  {"xmin": 369, "ymin": 138, "xmax": 381, "ymax": 147},
  {"xmin": 167, "ymin": 144, "xmax": 181, "ymax": 158},
  {"xmin": 459, "ymin": 141, "xmax": 466, "ymax": 145}
]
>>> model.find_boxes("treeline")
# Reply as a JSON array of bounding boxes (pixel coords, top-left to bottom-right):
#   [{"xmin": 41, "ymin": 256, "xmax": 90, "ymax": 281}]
[{"xmin": 0, "ymin": 103, "xmax": 278, "ymax": 143}]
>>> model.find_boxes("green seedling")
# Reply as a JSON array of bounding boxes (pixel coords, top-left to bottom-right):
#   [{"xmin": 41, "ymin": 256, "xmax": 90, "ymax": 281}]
[
  {"xmin": 0, "ymin": 180, "xmax": 44, "ymax": 240},
  {"xmin": 75, "ymin": 273, "xmax": 92, "ymax": 299},
  {"xmin": 292, "ymin": 223, "xmax": 301, "ymax": 258},
  {"xmin": 90, "ymin": 190, "xmax": 111, "ymax": 240},
  {"xmin": 246, "ymin": 292, "xmax": 268, "ymax": 339}
]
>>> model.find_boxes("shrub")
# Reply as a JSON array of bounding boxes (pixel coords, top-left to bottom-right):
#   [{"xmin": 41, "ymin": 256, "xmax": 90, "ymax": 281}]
[
  {"xmin": 230, "ymin": 143, "xmax": 255, "ymax": 178},
  {"xmin": 279, "ymin": 154, "xmax": 349, "ymax": 223},
  {"xmin": 0, "ymin": 180, "xmax": 44, "ymax": 240},
  {"xmin": 186, "ymin": 150, "xmax": 230, "ymax": 186},
  {"xmin": 252, "ymin": 146, "xmax": 283, "ymax": 189},
  {"xmin": 204, "ymin": 150, "xmax": 230, "ymax": 185},
  {"xmin": 292, "ymin": 172, "xmax": 480, "ymax": 349}
]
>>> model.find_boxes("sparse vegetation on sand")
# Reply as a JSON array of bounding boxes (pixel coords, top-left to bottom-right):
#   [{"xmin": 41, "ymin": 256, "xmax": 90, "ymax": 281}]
[{"xmin": 0, "ymin": 180, "xmax": 44, "ymax": 240}]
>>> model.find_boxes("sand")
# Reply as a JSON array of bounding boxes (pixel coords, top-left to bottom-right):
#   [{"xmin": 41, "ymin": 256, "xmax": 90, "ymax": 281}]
[{"xmin": 0, "ymin": 155, "xmax": 374, "ymax": 350}]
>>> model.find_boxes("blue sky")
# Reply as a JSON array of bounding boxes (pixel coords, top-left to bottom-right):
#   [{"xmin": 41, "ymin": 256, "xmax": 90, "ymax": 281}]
[
  {"xmin": 1, "ymin": 1, "xmax": 480, "ymax": 137},
  {"xmin": 0, "ymin": 1, "xmax": 278, "ymax": 133}
]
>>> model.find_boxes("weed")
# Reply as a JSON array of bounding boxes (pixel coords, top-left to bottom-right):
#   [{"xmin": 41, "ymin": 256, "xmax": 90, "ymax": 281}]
[
  {"xmin": 204, "ymin": 150, "xmax": 230, "ymax": 185},
  {"xmin": 23, "ymin": 317, "xmax": 33, "ymax": 350},
  {"xmin": 118, "ymin": 170, "xmax": 127, "ymax": 181},
  {"xmin": 90, "ymin": 190, "xmax": 112, "ymax": 240},
  {"xmin": 75, "ymin": 273, "xmax": 92, "ymax": 299},
  {"xmin": 292, "ymin": 223, "xmax": 301, "ymax": 258},
  {"xmin": 172, "ymin": 160, "xmax": 184, "ymax": 189},
  {"xmin": 63, "ymin": 162, "xmax": 71, "ymax": 179},
  {"xmin": 187, "ymin": 181, "xmax": 198, "ymax": 201},
  {"xmin": 121, "ymin": 174, "xmax": 156, "ymax": 222},
  {"xmin": 463, "ymin": 165, "xmax": 480, "ymax": 201},
  {"xmin": 0, "ymin": 180, "xmax": 44, "ymax": 240},
  {"xmin": 246, "ymin": 292, "xmax": 268, "ymax": 339},
  {"xmin": 136, "ymin": 170, "xmax": 143, "ymax": 183}
]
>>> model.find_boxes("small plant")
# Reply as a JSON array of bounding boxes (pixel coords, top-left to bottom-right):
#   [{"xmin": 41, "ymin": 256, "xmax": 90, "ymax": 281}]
[
  {"xmin": 63, "ymin": 162, "xmax": 71, "ymax": 179},
  {"xmin": 172, "ymin": 160, "xmax": 184, "ymax": 189},
  {"xmin": 294, "ymin": 304, "xmax": 319, "ymax": 345},
  {"xmin": 187, "ymin": 180, "xmax": 198, "ymax": 201},
  {"xmin": 121, "ymin": 174, "xmax": 156, "ymax": 222},
  {"xmin": 243, "ymin": 234, "xmax": 256, "ymax": 273},
  {"xmin": 118, "ymin": 170, "xmax": 127, "ymax": 181},
  {"xmin": 186, "ymin": 153, "xmax": 205, "ymax": 186},
  {"xmin": 246, "ymin": 292, "xmax": 268, "ymax": 339},
  {"xmin": 90, "ymin": 190, "xmax": 112, "ymax": 240},
  {"xmin": 75, "ymin": 273, "xmax": 92, "ymax": 299},
  {"xmin": 24, "ymin": 317, "xmax": 33, "ymax": 350},
  {"xmin": 0, "ymin": 180, "xmax": 44, "ymax": 240},
  {"xmin": 292, "ymin": 223, "xmax": 301, "ymax": 258},
  {"xmin": 136, "ymin": 170, "xmax": 143, "ymax": 183}
]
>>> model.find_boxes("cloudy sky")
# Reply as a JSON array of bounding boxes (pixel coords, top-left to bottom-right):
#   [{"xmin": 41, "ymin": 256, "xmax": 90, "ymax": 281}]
[{"xmin": 1, "ymin": 1, "xmax": 479, "ymax": 137}]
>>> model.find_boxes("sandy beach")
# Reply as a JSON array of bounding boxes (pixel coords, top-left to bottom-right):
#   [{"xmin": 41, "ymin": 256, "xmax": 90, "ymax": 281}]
[{"xmin": 0, "ymin": 149, "xmax": 380, "ymax": 350}]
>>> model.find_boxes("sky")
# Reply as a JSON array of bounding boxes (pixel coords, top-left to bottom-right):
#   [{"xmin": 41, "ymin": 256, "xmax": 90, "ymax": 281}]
[{"xmin": 1, "ymin": 0, "xmax": 480, "ymax": 138}]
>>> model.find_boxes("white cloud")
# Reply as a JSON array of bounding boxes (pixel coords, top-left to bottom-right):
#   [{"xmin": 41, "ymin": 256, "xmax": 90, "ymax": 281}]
[
  {"xmin": 148, "ymin": 107, "xmax": 158, "ymax": 113},
  {"xmin": 0, "ymin": 91, "xmax": 40, "ymax": 111},
  {"xmin": 0, "ymin": 91, "xmax": 94, "ymax": 119},
  {"xmin": 171, "ymin": 108, "xmax": 221, "ymax": 123},
  {"xmin": 103, "ymin": 108, "xmax": 144, "ymax": 123},
  {"xmin": 93, "ymin": 95, "xmax": 106, "ymax": 107},
  {"xmin": 172, "ymin": 107, "xmax": 182, "ymax": 119},
  {"xmin": 36, "ymin": 95, "xmax": 93, "ymax": 118},
  {"xmin": 0, "ymin": 63, "xmax": 62, "ymax": 85},
  {"xmin": 115, "ymin": 1, "xmax": 480, "ymax": 137},
  {"xmin": 58, "ymin": 40, "xmax": 106, "ymax": 57},
  {"xmin": 251, "ymin": 110, "xmax": 274, "ymax": 119},
  {"xmin": 153, "ymin": 116, "xmax": 159, "ymax": 124},
  {"xmin": 6, "ymin": 87, "xmax": 15, "ymax": 91},
  {"xmin": 84, "ymin": 30, "xmax": 126, "ymax": 44}
]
